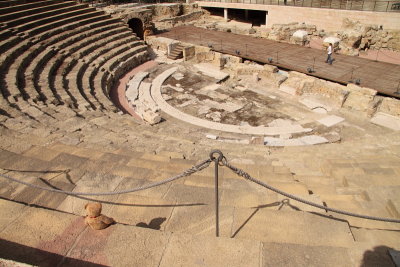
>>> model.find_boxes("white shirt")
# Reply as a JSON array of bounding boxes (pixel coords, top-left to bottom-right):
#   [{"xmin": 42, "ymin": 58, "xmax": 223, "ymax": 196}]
[{"xmin": 328, "ymin": 46, "xmax": 332, "ymax": 55}]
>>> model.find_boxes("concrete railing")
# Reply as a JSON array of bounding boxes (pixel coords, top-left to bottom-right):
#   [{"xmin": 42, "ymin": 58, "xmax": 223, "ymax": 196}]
[{"xmin": 200, "ymin": 0, "xmax": 400, "ymax": 12}]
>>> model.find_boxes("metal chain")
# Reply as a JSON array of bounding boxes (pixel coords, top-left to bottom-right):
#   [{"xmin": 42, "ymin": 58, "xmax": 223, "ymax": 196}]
[
  {"xmin": 221, "ymin": 157, "xmax": 400, "ymax": 223},
  {"xmin": 0, "ymin": 159, "xmax": 211, "ymax": 196}
]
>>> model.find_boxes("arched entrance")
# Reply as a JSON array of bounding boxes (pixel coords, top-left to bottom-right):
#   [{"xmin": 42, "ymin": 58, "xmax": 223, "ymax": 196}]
[{"xmin": 128, "ymin": 18, "xmax": 144, "ymax": 40}]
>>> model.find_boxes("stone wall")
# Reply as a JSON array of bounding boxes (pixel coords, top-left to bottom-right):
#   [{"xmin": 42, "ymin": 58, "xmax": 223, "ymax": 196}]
[
  {"xmin": 183, "ymin": 46, "xmax": 196, "ymax": 61},
  {"xmin": 154, "ymin": 11, "xmax": 204, "ymax": 31},
  {"xmin": 196, "ymin": 2, "xmax": 400, "ymax": 31},
  {"xmin": 337, "ymin": 18, "xmax": 400, "ymax": 55},
  {"xmin": 378, "ymin": 97, "xmax": 400, "ymax": 117},
  {"xmin": 279, "ymin": 70, "xmax": 400, "ymax": 118},
  {"xmin": 268, "ymin": 22, "xmax": 317, "ymax": 45},
  {"xmin": 264, "ymin": 19, "xmax": 400, "ymax": 55},
  {"xmin": 342, "ymin": 84, "xmax": 377, "ymax": 115},
  {"xmin": 146, "ymin": 36, "xmax": 171, "ymax": 51},
  {"xmin": 103, "ymin": 4, "xmax": 203, "ymax": 35}
]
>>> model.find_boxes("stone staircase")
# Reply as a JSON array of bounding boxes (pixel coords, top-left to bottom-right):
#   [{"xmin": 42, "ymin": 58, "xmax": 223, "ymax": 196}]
[{"xmin": 167, "ymin": 43, "xmax": 185, "ymax": 60}]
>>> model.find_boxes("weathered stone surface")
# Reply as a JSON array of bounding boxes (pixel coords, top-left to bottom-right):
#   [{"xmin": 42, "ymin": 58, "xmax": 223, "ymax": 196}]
[
  {"xmin": 343, "ymin": 84, "xmax": 377, "ymax": 114},
  {"xmin": 203, "ymin": 99, "xmax": 243, "ymax": 113},
  {"xmin": 0, "ymin": 199, "xmax": 27, "ymax": 231},
  {"xmin": 337, "ymin": 18, "xmax": 400, "ymax": 54},
  {"xmin": 318, "ymin": 115, "xmax": 345, "ymax": 127},
  {"xmin": 302, "ymin": 80, "xmax": 349, "ymax": 108},
  {"xmin": 159, "ymin": 230, "xmax": 260, "ymax": 267},
  {"xmin": 323, "ymin": 36, "xmax": 340, "ymax": 47},
  {"xmin": 378, "ymin": 97, "xmax": 400, "ymax": 117},
  {"xmin": 292, "ymin": 30, "xmax": 309, "ymax": 45},
  {"xmin": 268, "ymin": 22, "xmax": 316, "ymax": 43},
  {"xmin": 197, "ymin": 84, "xmax": 229, "ymax": 100},
  {"xmin": 279, "ymin": 71, "xmax": 317, "ymax": 96},
  {"xmin": 126, "ymin": 71, "xmax": 149, "ymax": 103},
  {"xmin": 0, "ymin": 206, "xmax": 86, "ymax": 266},
  {"xmin": 146, "ymin": 36, "xmax": 171, "ymax": 52},
  {"xmin": 232, "ymin": 208, "xmax": 353, "ymax": 247},
  {"xmin": 262, "ymin": 242, "xmax": 352, "ymax": 267},
  {"xmin": 183, "ymin": 46, "xmax": 195, "ymax": 61},
  {"xmin": 370, "ymin": 112, "xmax": 400, "ymax": 130},
  {"xmin": 108, "ymin": 194, "xmax": 174, "ymax": 228},
  {"xmin": 165, "ymin": 205, "xmax": 234, "ymax": 237},
  {"xmin": 194, "ymin": 63, "xmax": 229, "ymax": 81},
  {"xmin": 103, "ymin": 224, "xmax": 171, "ymax": 266},
  {"xmin": 141, "ymin": 108, "xmax": 162, "ymax": 125}
]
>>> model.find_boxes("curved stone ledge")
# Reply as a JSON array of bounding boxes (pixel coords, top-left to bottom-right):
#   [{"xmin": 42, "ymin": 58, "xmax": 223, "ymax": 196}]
[
  {"xmin": 151, "ymin": 68, "xmax": 313, "ymax": 136},
  {"xmin": 126, "ymin": 71, "xmax": 149, "ymax": 102}
]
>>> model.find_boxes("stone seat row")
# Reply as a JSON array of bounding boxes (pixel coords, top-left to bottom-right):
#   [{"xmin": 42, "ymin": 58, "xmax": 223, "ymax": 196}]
[
  {"xmin": 1, "ymin": 1, "xmax": 79, "ymax": 25},
  {"xmin": 0, "ymin": 0, "xmax": 64, "ymax": 15},
  {"xmin": 0, "ymin": 0, "xmax": 149, "ymax": 115},
  {"xmin": 0, "ymin": 0, "xmax": 72, "ymax": 22}
]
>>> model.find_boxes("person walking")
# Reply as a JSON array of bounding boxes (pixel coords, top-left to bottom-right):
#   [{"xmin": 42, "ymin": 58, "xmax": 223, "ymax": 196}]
[{"xmin": 326, "ymin": 43, "xmax": 333, "ymax": 65}]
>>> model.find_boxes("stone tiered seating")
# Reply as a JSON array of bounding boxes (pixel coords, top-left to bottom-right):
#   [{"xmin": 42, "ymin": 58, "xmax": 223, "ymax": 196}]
[
  {"xmin": 0, "ymin": 0, "xmax": 148, "ymax": 114},
  {"xmin": 0, "ymin": 0, "xmax": 67, "ymax": 20}
]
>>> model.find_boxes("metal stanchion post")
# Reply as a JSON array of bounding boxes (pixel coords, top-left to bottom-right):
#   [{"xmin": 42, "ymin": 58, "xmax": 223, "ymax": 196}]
[
  {"xmin": 395, "ymin": 81, "xmax": 400, "ymax": 95},
  {"xmin": 214, "ymin": 157, "xmax": 219, "ymax": 237},
  {"xmin": 349, "ymin": 68, "xmax": 355, "ymax": 82},
  {"xmin": 312, "ymin": 56, "xmax": 316, "ymax": 72},
  {"xmin": 375, "ymin": 48, "xmax": 380, "ymax": 62},
  {"xmin": 210, "ymin": 150, "xmax": 222, "ymax": 237}
]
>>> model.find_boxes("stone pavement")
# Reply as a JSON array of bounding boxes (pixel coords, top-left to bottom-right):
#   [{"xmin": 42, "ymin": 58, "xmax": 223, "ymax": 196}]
[{"xmin": 0, "ymin": 137, "xmax": 399, "ymax": 266}]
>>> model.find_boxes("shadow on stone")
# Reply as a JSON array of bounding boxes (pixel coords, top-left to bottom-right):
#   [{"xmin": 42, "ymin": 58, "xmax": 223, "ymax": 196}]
[
  {"xmin": 231, "ymin": 201, "xmax": 282, "ymax": 238},
  {"xmin": 136, "ymin": 217, "xmax": 167, "ymax": 230},
  {"xmin": 0, "ymin": 238, "xmax": 108, "ymax": 267},
  {"xmin": 361, "ymin": 245, "xmax": 397, "ymax": 267}
]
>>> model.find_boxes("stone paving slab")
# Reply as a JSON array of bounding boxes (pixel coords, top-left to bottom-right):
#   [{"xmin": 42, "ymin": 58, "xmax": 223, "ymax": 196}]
[
  {"xmin": 159, "ymin": 229, "xmax": 260, "ymax": 267},
  {"xmin": 220, "ymin": 187, "xmax": 278, "ymax": 208},
  {"xmin": 349, "ymin": 242, "xmax": 399, "ymax": 267},
  {"xmin": 22, "ymin": 145, "xmax": 62, "ymax": 162},
  {"xmin": 317, "ymin": 115, "xmax": 345, "ymax": 127},
  {"xmin": 163, "ymin": 183, "xmax": 215, "ymax": 204},
  {"xmin": 57, "ymin": 186, "xmax": 120, "ymax": 216},
  {"xmin": 262, "ymin": 242, "xmax": 352, "ymax": 267},
  {"xmin": 371, "ymin": 112, "xmax": 400, "ymax": 131},
  {"xmin": 69, "ymin": 224, "xmax": 171, "ymax": 267},
  {"xmin": 165, "ymin": 205, "xmax": 234, "ymax": 237},
  {"xmin": 108, "ymin": 194, "xmax": 175, "ymax": 229},
  {"xmin": 231, "ymin": 208, "xmax": 354, "ymax": 247},
  {"xmin": 0, "ymin": 171, "xmax": 38, "ymax": 200},
  {"xmin": 0, "ymin": 199, "xmax": 27, "ymax": 232},
  {"xmin": 194, "ymin": 63, "xmax": 230, "ymax": 81},
  {"xmin": 351, "ymin": 228, "xmax": 400, "ymax": 250},
  {"xmin": 0, "ymin": 206, "xmax": 86, "ymax": 267}
]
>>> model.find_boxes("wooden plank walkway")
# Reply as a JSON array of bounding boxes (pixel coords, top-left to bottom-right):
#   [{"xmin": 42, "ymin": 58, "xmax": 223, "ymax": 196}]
[{"xmin": 156, "ymin": 26, "xmax": 400, "ymax": 98}]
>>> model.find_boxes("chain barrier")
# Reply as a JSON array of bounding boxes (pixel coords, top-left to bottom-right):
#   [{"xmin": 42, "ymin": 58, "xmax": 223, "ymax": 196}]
[
  {"xmin": 0, "ymin": 159, "xmax": 211, "ymax": 196},
  {"xmin": 1, "ymin": 150, "xmax": 399, "ymax": 224},
  {"xmin": 218, "ymin": 155, "xmax": 400, "ymax": 223}
]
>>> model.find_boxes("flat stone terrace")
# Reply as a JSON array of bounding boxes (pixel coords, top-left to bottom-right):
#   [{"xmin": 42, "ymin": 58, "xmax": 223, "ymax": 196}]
[{"xmin": 157, "ymin": 25, "xmax": 400, "ymax": 98}]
